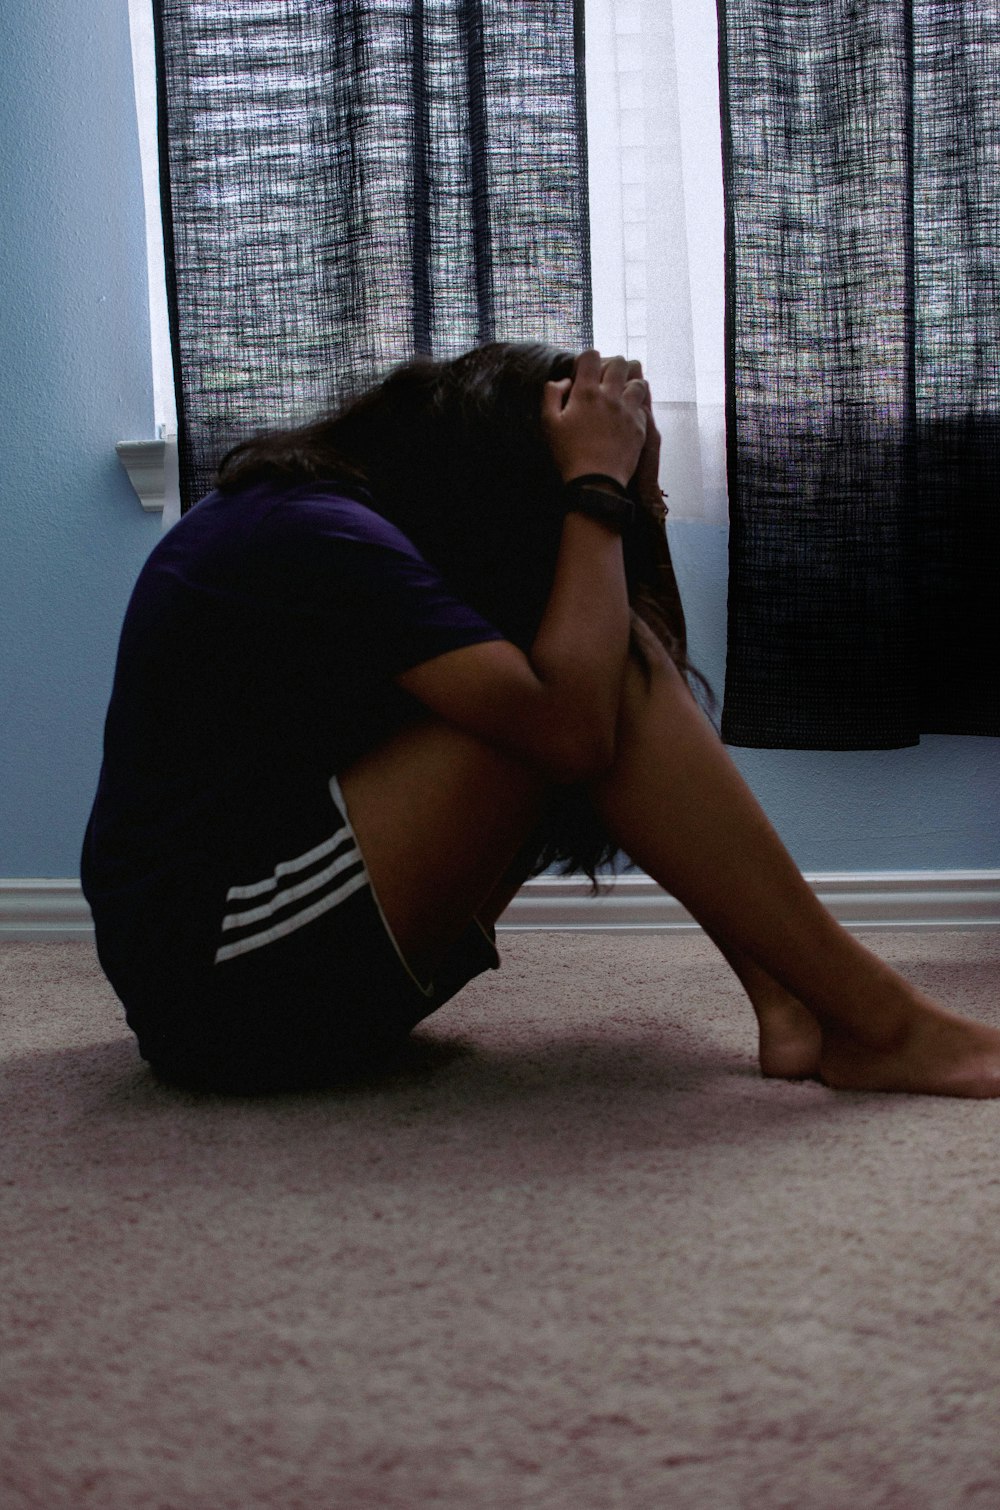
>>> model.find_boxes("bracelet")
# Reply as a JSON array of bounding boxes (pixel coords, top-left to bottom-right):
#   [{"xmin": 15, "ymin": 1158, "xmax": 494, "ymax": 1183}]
[
  {"xmin": 562, "ymin": 477, "xmax": 635, "ymax": 533},
  {"xmin": 562, "ymin": 472, "xmax": 629, "ymax": 498}
]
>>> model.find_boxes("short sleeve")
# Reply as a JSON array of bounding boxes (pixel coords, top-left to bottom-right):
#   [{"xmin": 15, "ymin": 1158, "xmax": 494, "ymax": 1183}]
[{"xmin": 252, "ymin": 486, "xmax": 506, "ymax": 678}]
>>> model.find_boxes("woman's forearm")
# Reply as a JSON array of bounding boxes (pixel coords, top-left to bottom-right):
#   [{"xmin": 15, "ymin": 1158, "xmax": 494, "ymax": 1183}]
[
  {"xmin": 525, "ymin": 511, "xmax": 632, "ymax": 775},
  {"xmin": 525, "ymin": 351, "xmax": 650, "ymax": 777}
]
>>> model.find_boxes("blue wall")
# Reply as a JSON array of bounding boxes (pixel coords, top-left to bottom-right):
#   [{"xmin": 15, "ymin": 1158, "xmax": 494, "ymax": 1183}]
[
  {"xmin": 0, "ymin": 0, "xmax": 996, "ymax": 879},
  {"xmin": 1, "ymin": 0, "xmax": 162, "ymax": 875}
]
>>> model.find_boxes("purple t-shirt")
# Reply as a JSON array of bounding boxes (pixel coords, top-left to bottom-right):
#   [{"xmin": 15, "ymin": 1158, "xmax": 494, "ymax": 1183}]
[{"xmin": 81, "ymin": 480, "xmax": 504, "ymax": 988}]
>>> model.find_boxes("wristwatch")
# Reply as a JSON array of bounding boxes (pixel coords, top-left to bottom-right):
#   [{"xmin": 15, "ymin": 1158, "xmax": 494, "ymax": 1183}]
[{"xmin": 562, "ymin": 474, "xmax": 635, "ymax": 533}]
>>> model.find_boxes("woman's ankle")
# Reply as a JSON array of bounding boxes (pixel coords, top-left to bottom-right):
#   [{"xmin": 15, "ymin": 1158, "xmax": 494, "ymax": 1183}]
[{"xmin": 753, "ymin": 994, "xmax": 822, "ymax": 1079}]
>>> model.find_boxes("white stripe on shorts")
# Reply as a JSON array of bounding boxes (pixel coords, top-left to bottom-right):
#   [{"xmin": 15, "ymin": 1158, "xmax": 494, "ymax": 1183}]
[
  {"xmin": 223, "ymin": 827, "xmax": 353, "ymax": 902},
  {"xmin": 214, "ymin": 824, "xmax": 366, "ymax": 965},
  {"xmin": 214, "ymin": 868, "xmax": 368, "ymax": 965},
  {"xmin": 220, "ymin": 838, "xmax": 359, "ymax": 932}
]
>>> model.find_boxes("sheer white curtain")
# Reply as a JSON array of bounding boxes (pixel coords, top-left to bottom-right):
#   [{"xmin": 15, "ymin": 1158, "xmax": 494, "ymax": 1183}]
[{"xmin": 585, "ymin": 0, "xmax": 727, "ymax": 522}]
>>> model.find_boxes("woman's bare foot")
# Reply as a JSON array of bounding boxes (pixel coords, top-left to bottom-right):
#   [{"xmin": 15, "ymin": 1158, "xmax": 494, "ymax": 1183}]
[
  {"xmin": 753, "ymin": 992, "xmax": 823, "ymax": 1080},
  {"xmin": 746, "ymin": 964, "xmax": 1000, "ymax": 1098},
  {"xmin": 819, "ymin": 997, "xmax": 1000, "ymax": 1098}
]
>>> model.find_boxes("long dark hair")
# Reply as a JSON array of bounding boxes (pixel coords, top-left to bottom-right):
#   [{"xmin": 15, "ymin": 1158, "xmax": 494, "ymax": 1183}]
[{"xmin": 216, "ymin": 342, "xmax": 710, "ymax": 884}]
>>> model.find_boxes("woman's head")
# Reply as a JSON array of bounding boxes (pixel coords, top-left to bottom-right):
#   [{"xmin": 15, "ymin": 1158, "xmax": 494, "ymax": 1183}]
[{"xmin": 216, "ymin": 342, "xmax": 579, "ymax": 645}]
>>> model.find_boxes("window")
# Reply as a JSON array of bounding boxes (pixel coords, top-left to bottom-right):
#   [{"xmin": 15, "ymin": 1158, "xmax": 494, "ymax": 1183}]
[{"xmin": 124, "ymin": 0, "xmax": 726, "ymax": 523}]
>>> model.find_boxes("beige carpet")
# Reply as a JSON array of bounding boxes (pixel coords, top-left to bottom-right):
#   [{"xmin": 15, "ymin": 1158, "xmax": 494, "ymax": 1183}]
[{"xmin": 2, "ymin": 929, "xmax": 1000, "ymax": 1509}]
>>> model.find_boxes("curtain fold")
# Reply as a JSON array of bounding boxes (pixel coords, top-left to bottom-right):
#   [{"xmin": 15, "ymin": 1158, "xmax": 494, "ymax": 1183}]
[
  {"xmin": 153, "ymin": 0, "xmax": 592, "ymax": 508},
  {"xmin": 718, "ymin": 0, "xmax": 1000, "ymax": 748}
]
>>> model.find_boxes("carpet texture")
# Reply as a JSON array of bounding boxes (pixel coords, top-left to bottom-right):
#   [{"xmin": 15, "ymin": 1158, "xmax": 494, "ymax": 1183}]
[{"xmin": 2, "ymin": 930, "xmax": 1000, "ymax": 1509}]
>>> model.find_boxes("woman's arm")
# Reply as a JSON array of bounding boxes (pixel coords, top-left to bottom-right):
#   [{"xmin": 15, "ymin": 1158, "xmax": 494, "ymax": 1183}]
[{"xmin": 396, "ymin": 352, "xmax": 648, "ymax": 784}]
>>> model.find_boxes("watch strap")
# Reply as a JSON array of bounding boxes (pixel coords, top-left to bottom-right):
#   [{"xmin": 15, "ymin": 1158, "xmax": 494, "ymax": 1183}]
[{"xmin": 562, "ymin": 476, "xmax": 635, "ymax": 532}]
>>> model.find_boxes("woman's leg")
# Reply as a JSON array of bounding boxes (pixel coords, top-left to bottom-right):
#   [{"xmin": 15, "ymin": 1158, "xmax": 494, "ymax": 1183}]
[
  {"xmin": 698, "ymin": 927, "xmax": 823, "ymax": 1079},
  {"xmin": 338, "ymin": 718, "xmax": 547, "ymax": 984},
  {"xmin": 339, "ymin": 654, "xmax": 1000, "ymax": 1096},
  {"xmin": 589, "ymin": 645, "xmax": 1000, "ymax": 1097}
]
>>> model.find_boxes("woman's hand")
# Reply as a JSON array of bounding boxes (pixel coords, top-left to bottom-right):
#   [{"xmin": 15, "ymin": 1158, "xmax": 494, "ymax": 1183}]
[
  {"xmin": 542, "ymin": 349, "xmax": 649, "ymax": 489},
  {"xmin": 629, "ymin": 379, "xmax": 665, "ymax": 517}
]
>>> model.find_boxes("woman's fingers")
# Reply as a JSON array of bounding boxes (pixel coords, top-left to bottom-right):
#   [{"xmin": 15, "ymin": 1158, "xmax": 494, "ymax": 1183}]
[
  {"xmin": 609, "ymin": 357, "xmax": 650, "ymax": 417},
  {"xmin": 542, "ymin": 376, "xmax": 573, "ymax": 418},
  {"xmin": 572, "ymin": 348, "xmax": 604, "ymax": 386},
  {"xmin": 630, "ymin": 361, "xmax": 653, "ymax": 416},
  {"xmin": 599, "ymin": 354, "xmax": 630, "ymax": 389},
  {"xmin": 543, "ymin": 349, "xmax": 650, "ymax": 487},
  {"xmin": 598, "ymin": 355, "xmax": 645, "ymax": 391},
  {"xmin": 595, "ymin": 354, "xmax": 661, "ymax": 500},
  {"xmin": 578, "ymin": 351, "xmax": 648, "ymax": 407},
  {"xmin": 599, "ymin": 358, "xmax": 649, "ymax": 421}
]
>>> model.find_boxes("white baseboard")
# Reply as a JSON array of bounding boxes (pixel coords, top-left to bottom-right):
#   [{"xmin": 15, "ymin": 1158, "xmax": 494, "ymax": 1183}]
[
  {"xmin": 2, "ymin": 873, "xmax": 1000, "ymax": 941},
  {"xmin": 0, "ymin": 881, "xmax": 96, "ymax": 940},
  {"xmin": 498, "ymin": 872, "xmax": 1000, "ymax": 932}
]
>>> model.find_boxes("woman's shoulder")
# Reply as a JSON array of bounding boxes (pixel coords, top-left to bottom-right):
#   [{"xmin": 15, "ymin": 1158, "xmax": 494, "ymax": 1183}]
[{"xmin": 253, "ymin": 480, "xmax": 420, "ymax": 557}]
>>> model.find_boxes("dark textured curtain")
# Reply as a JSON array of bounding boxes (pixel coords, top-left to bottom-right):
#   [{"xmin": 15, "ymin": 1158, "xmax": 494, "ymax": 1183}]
[
  {"xmin": 153, "ymin": 0, "xmax": 592, "ymax": 508},
  {"xmin": 718, "ymin": 1, "xmax": 1000, "ymax": 749}
]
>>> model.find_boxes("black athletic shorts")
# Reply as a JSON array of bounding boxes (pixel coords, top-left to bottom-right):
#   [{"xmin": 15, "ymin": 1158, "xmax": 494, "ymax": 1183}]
[{"xmin": 131, "ymin": 777, "xmax": 500, "ymax": 1095}]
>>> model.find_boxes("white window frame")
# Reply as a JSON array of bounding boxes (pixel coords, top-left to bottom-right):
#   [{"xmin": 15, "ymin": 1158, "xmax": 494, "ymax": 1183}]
[{"xmin": 118, "ymin": 0, "xmax": 180, "ymax": 524}]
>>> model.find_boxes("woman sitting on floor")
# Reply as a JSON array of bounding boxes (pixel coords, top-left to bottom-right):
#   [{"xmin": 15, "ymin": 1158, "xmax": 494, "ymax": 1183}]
[{"xmin": 82, "ymin": 344, "xmax": 1000, "ymax": 1096}]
